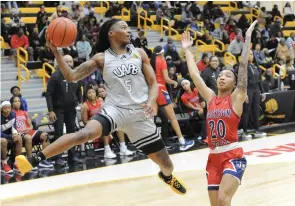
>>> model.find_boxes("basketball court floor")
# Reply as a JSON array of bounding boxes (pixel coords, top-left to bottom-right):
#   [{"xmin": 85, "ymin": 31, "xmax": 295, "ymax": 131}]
[{"xmin": 1, "ymin": 132, "xmax": 295, "ymax": 206}]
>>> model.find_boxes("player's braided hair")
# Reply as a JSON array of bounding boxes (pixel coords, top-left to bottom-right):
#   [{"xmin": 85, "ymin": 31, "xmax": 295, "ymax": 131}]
[{"xmin": 90, "ymin": 19, "xmax": 121, "ymax": 57}]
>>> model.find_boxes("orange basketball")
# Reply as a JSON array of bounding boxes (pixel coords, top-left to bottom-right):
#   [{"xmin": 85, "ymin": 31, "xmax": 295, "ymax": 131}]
[{"xmin": 47, "ymin": 17, "xmax": 77, "ymax": 48}]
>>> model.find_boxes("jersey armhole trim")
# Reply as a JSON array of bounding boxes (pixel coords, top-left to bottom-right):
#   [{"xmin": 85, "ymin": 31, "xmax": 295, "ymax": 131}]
[{"xmin": 228, "ymin": 95, "xmax": 241, "ymax": 119}]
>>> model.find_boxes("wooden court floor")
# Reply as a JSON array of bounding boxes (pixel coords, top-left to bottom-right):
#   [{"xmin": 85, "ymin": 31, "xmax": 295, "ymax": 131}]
[{"xmin": 2, "ymin": 161, "xmax": 295, "ymax": 206}]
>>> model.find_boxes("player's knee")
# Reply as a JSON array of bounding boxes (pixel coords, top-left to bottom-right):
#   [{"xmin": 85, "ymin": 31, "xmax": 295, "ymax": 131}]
[
  {"xmin": 40, "ymin": 132, "xmax": 49, "ymax": 142},
  {"xmin": 74, "ymin": 129, "xmax": 92, "ymax": 145},
  {"xmin": 23, "ymin": 134, "xmax": 32, "ymax": 142},
  {"xmin": 218, "ymin": 191, "xmax": 231, "ymax": 206}
]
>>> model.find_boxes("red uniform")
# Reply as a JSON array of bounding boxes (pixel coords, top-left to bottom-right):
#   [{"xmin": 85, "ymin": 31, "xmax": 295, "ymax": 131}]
[
  {"xmin": 181, "ymin": 88, "xmax": 202, "ymax": 114},
  {"xmin": 155, "ymin": 57, "xmax": 172, "ymax": 106},
  {"xmin": 14, "ymin": 109, "xmax": 42, "ymax": 145},
  {"xmin": 206, "ymin": 95, "xmax": 247, "ymax": 190},
  {"xmin": 86, "ymin": 99, "xmax": 103, "ymax": 120}
]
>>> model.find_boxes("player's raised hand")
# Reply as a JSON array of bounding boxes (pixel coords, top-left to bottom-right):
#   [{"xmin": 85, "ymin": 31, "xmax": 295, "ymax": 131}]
[
  {"xmin": 181, "ymin": 31, "xmax": 193, "ymax": 50},
  {"xmin": 246, "ymin": 20, "xmax": 258, "ymax": 37}
]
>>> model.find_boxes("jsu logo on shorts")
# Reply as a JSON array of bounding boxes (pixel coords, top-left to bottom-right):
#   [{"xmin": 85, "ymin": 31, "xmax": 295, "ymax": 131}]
[{"xmin": 113, "ymin": 63, "xmax": 139, "ymax": 78}]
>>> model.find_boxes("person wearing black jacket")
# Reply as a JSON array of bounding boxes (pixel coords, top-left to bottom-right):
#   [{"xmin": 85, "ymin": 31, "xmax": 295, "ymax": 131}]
[
  {"xmin": 241, "ymin": 50, "xmax": 267, "ymax": 139},
  {"xmin": 46, "ymin": 55, "xmax": 82, "ymax": 165},
  {"xmin": 200, "ymin": 56, "xmax": 220, "ymax": 94}
]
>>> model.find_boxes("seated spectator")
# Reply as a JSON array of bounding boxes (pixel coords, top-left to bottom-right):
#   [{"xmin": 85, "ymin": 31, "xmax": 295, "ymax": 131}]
[
  {"xmin": 69, "ymin": 2, "xmax": 84, "ymax": 21},
  {"xmin": 197, "ymin": 53, "xmax": 209, "ymax": 72},
  {"xmin": 163, "ymin": 38, "xmax": 176, "ymax": 53},
  {"xmin": 134, "ymin": 30, "xmax": 151, "ymax": 58},
  {"xmin": 283, "ymin": 2, "xmax": 295, "ymax": 23},
  {"xmin": 83, "ymin": 2, "xmax": 94, "ymax": 16},
  {"xmin": 164, "ymin": 41, "xmax": 183, "ymax": 74},
  {"xmin": 10, "ymin": 86, "xmax": 28, "ymax": 111},
  {"xmin": 276, "ymin": 38, "xmax": 291, "ymax": 63},
  {"xmin": 204, "ymin": 19, "xmax": 215, "ymax": 33},
  {"xmin": 180, "ymin": 79, "xmax": 204, "ymax": 117},
  {"xmin": 40, "ymin": 44, "xmax": 54, "ymax": 64},
  {"xmin": 98, "ymin": 86, "xmax": 107, "ymax": 100},
  {"xmin": 29, "ymin": 28, "xmax": 42, "ymax": 61},
  {"xmin": 270, "ymin": 4, "xmax": 282, "ymax": 22},
  {"xmin": 253, "ymin": 44, "xmax": 265, "ymax": 65},
  {"xmin": 1, "ymin": 101, "xmax": 22, "ymax": 173},
  {"xmin": 62, "ymin": 45, "xmax": 78, "ymax": 60},
  {"xmin": 286, "ymin": 32, "xmax": 295, "ymax": 49},
  {"xmin": 81, "ymin": 86, "xmax": 133, "ymax": 158},
  {"xmin": 262, "ymin": 69, "xmax": 277, "ymax": 92},
  {"xmin": 10, "ymin": 27, "xmax": 34, "ymax": 61},
  {"xmin": 228, "ymin": 33, "xmax": 244, "ymax": 60},
  {"xmin": 36, "ymin": 5, "xmax": 48, "ymax": 32},
  {"xmin": 181, "ymin": 5, "xmax": 194, "ymax": 26},
  {"xmin": 50, "ymin": 5, "xmax": 63, "ymax": 21},
  {"xmin": 81, "ymin": 70, "xmax": 104, "ymax": 90},
  {"xmin": 76, "ymin": 34, "xmax": 92, "ymax": 61},
  {"xmin": 284, "ymin": 57, "xmax": 295, "ymax": 72},
  {"xmin": 190, "ymin": 2, "xmax": 201, "ymax": 17},
  {"xmin": 262, "ymin": 48, "xmax": 274, "ymax": 68},
  {"xmin": 200, "ymin": 56, "xmax": 220, "ymax": 94},
  {"xmin": 212, "ymin": 5, "xmax": 224, "ymax": 23},
  {"xmin": 213, "ymin": 23, "xmax": 229, "ymax": 44},
  {"xmin": 269, "ymin": 19, "xmax": 282, "ymax": 37},
  {"xmin": 10, "ymin": 96, "xmax": 53, "ymax": 168},
  {"xmin": 252, "ymin": 32, "xmax": 266, "ymax": 50},
  {"xmin": 267, "ymin": 35, "xmax": 279, "ymax": 59}
]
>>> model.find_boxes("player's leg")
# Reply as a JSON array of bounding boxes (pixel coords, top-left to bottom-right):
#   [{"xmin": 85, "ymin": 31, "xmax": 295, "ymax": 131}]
[
  {"xmin": 103, "ymin": 135, "xmax": 117, "ymax": 159},
  {"xmin": 162, "ymin": 103, "xmax": 195, "ymax": 150},
  {"xmin": 22, "ymin": 134, "xmax": 33, "ymax": 158},
  {"xmin": 117, "ymin": 131, "xmax": 133, "ymax": 156},
  {"xmin": 218, "ymin": 156, "xmax": 247, "ymax": 206},
  {"xmin": 208, "ymin": 191, "xmax": 218, "ymax": 206},
  {"xmin": 39, "ymin": 132, "xmax": 50, "ymax": 148},
  {"xmin": 126, "ymin": 115, "xmax": 186, "ymax": 195},
  {"xmin": 207, "ymin": 154, "xmax": 222, "ymax": 206},
  {"xmin": 16, "ymin": 115, "xmax": 111, "ymax": 174}
]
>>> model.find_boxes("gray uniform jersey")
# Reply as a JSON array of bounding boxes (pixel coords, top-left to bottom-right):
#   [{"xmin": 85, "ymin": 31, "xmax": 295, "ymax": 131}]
[{"xmin": 103, "ymin": 44, "xmax": 149, "ymax": 108}]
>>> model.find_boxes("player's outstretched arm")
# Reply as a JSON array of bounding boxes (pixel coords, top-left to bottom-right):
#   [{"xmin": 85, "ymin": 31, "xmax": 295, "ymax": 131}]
[
  {"xmin": 181, "ymin": 31, "xmax": 215, "ymax": 103},
  {"xmin": 47, "ymin": 39, "xmax": 103, "ymax": 82},
  {"xmin": 232, "ymin": 20, "xmax": 258, "ymax": 116}
]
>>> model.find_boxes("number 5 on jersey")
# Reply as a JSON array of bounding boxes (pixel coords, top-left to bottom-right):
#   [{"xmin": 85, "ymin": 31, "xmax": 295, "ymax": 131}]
[
  {"xmin": 208, "ymin": 119, "xmax": 226, "ymax": 140},
  {"xmin": 124, "ymin": 80, "xmax": 132, "ymax": 92}
]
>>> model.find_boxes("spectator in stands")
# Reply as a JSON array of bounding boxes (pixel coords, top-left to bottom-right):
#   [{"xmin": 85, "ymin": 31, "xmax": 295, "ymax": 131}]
[
  {"xmin": 286, "ymin": 32, "xmax": 295, "ymax": 49},
  {"xmin": 10, "ymin": 86, "xmax": 28, "ymax": 111},
  {"xmin": 190, "ymin": 2, "xmax": 201, "ymax": 18},
  {"xmin": 228, "ymin": 32, "xmax": 244, "ymax": 60},
  {"xmin": 155, "ymin": 4, "xmax": 165, "ymax": 24},
  {"xmin": 98, "ymin": 86, "xmax": 107, "ymax": 100},
  {"xmin": 1, "ymin": 101, "xmax": 22, "ymax": 173},
  {"xmin": 212, "ymin": 5, "xmax": 224, "ymax": 23},
  {"xmin": 196, "ymin": 53, "xmax": 209, "ymax": 72},
  {"xmin": 1, "ymin": 16, "xmax": 9, "ymax": 44},
  {"xmin": 29, "ymin": 28, "xmax": 42, "ymax": 61},
  {"xmin": 163, "ymin": 38, "xmax": 176, "ymax": 53},
  {"xmin": 62, "ymin": 45, "xmax": 78, "ymax": 61},
  {"xmin": 200, "ymin": 56, "xmax": 219, "ymax": 94},
  {"xmin": 69, "ymin": 2, "xmax": 84, "ymax": 22},
  {"xmin": 45, "ymin": 55, "xmax": 83, "ymax": 166},
  {"xmin": 269, "ymin": 19, "xmax": 282, "ymax": 37},
  {"xmin": 284, "ymin": 57, "xmax": 295, "ymax": 72},
  {"xmin": 283, "ymin": 2, "xmax": 295, "ymax": 23},
  {"xmin": 81, "ymin": 86, "xmax": 133, "ymax": 158},
  {"xmin": 10, "ymin": 10, "xmax": 22, "ymax": 26},
  {"xmin": 151, "ymin": 46, "xmax": 194, "ymax": 151},
  {"xmin": 11, "ymin": 96, "xmax": 53, "ymax": 168},
  {"xmin": 181, "ymin": 5, "xmax": 194, "ymax": 27},
  {"xmin": 241, "ymin": 50, "xmax": 266, "ymax": 139},
  {"xmin": 252, "ymin": 32, "xmax": 266, "ymax": 50},
  {"xmin": 253, "ymin": 43, "xmax": 266, "ymax": 65},
  {"xmin": 276, "ymin": 38, "xmax": 291, "ymax": 63},
  {"xmin": 164, "ymin": 41, "xmax": 183, "ymax": 74},
  {"xmin": 262, "ymin": 48, "xmax": 274, "ymax": 68},
  {"xmin": 270, "ymin": 4, "xmax": 282, "ymax": 22},
  {"xmin": 134, "ymin": 30, "xmax": 151, "ymax": 58},
  {"xmin": 262, "ymin": 69, "xmax": 277, "ymax": 92},
  {"xmin": 76, "ymin": 34, "xmax": 92, "ymax": 61},
  {"xmin": 10, "ymin": 27, "xmax": 34, "ymax": 61},
  {"xmin": 81, "ymin": 70, "xmax": 104, "ymax": 91},
  {"xmin": 203, "ymin": 19, "xmax": 215, "ymax": 33},
  {"xmin": 50, "ymin": 5, "xmax": 63, "ymax": 21},
  {"xmin": 213, "ymin": 22, "xmax": 229, "ymax": 44},
  {"xmin": 267, "ymin": 35, "xmax": 279, "ymax": 59},
  {"xmin": 36, "ymin": 5, "xmax": 48, "ymax": 32},
  {"xmin": 83, "ymin": 2, "xmax": 94, "ymax": 16},
  {"xmin": 40, "ymin": 44, "xmax": 55, "ymax": 64}
]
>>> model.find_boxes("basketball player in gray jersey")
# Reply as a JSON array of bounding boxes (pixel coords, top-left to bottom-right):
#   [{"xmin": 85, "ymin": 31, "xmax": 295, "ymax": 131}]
[{"xmin": 17, "ymin": 19, "xmax": 186, "ymax": 195}]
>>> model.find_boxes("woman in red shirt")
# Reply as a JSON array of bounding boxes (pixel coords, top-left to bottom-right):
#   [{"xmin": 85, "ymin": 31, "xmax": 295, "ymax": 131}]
[
  {"xmin": 81, "ymin": 86, "xmax": 133, "ymax": 158},
  {"xmin": 150, "ymin": 46, "xmax": 194, "ymax": 151}
]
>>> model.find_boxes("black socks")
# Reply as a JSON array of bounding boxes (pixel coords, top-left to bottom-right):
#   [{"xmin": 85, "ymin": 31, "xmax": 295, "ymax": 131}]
[
  {"xmin": 159, "ymin": 171, "xmax": 172, "ymax": 181},
  {"xmin": 37, "ymin": 152, "xmax": 46, "ymax": 162}
]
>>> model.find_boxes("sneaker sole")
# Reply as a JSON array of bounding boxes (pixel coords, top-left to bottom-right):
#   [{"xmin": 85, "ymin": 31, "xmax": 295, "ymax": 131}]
[
  {"xmin": 38, "ymin": 164, "xmax": 54, "ymax": 168},
  {"xmin": 158, "ymin": 173, "xmax": 187, "ymax": 195},
  {"xmin": 15, "ymin": 155, "xmax": 34, "ymax": 175}
]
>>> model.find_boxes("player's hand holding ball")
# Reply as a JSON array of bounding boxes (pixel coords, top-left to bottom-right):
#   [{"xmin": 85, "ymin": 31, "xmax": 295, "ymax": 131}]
[{"xmin": 46, "ymin": 17, "xmax": 77, "ymax": 52}]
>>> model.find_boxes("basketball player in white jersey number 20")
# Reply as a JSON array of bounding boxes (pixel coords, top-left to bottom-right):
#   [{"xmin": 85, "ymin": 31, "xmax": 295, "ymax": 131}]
[{"xmin": 16, "ymin": 19, "xmax": 187, "ymax": 195}]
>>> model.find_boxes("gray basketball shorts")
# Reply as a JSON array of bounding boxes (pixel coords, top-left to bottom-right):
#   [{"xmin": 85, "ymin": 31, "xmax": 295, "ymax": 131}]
[{"xmin": 93, "ymin": 105, "xmax": 165, "ymax": 155}]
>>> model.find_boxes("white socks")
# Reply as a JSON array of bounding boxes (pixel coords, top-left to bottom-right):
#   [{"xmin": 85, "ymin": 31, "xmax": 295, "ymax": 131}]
[
  {"xmin": 178, "ymin": 137, "xmax": 185, "ymax": 145},
  {"xmin": 120, "ymin": 142, "xmax": 127, "ymax": 150},
  {"xmin": 104, "ymin": 145, "xmax": 111, "ymax": 151}
]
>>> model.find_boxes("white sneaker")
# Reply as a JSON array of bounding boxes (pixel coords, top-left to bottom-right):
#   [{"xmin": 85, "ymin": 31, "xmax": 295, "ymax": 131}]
[
  {"xmin": 242, "ymin": 132, "xmax": 252, "ymax": 141},
  {"xmin": 119, "ymin": 148, "xmax": 134, "ymax": 156},
  {"xmin": 104, "ymin": 150, "xmax": 117, "ymax": 159},
  {"xmin": 238, "ymin": 129, "xmax": 244, "ymax": 136}
]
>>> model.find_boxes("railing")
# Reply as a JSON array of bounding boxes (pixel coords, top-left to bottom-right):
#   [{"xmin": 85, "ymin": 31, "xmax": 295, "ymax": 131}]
[
  {"xmin": 212, "ymin": 39, "xmax": 225, "ymax": 54},
  {"xmin": 137, "ymin": 9, "xmax": 148, "ymax": 31},
  {"xmin": 224, "ymin": 52, "xmax": 237, "ymax": 66},
  {"xmin": 185, "ymin": 28, "xmax": 203, "ymax": 40},
  {"xmin": 274, "ymin": 16, "xmax": 284, "ymax": 24},
  {"xmin": 160, "ymin": 18, "xmax": 172, "ymax": 38},
  {"xmin": 100, "ymin": 1, "xmax": 110, "ymax": 11},
  {"xmin": 16, "ymin": 47, "xmax": 30, "ymax": 88},
  {"xmin": 113, "ymin": 7, "xmax": 130, "ymax": 21},
  {"xmin": 273, "ymin": 64, "xmax": 286, "ymax": 79},
  {"xmin": 42, "ymin": 62, "xmax": 55, "ymax": 92}
]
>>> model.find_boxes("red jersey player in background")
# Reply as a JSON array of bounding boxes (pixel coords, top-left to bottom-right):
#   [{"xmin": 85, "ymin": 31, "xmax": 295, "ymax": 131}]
[{"xmin": 182, "ymin": 20, "xmax": 258, "ymax": 205}]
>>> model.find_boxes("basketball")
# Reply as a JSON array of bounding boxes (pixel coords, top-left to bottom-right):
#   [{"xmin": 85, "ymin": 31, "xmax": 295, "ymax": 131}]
[{"xmin": 47, "ymin": 17, "xmax": 77, "ymax": 48}]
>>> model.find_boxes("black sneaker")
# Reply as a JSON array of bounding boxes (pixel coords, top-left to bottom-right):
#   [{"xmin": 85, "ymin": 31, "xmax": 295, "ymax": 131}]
[{"xmin": 158, "ymin": 172, "xmax": 187, "ymax": 195}]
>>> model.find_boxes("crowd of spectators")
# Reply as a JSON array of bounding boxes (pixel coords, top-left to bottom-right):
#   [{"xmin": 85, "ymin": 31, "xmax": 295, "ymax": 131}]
[{"xmin": 1, "ymin": 1, "xmax": 295, "ymax": 176}]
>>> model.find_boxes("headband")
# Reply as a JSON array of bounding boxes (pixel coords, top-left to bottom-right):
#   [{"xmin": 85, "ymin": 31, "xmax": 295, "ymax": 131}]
[{"xmin": 1, "ymin": 101, "xmax": 11, "ymax": 108}]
